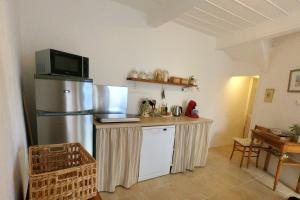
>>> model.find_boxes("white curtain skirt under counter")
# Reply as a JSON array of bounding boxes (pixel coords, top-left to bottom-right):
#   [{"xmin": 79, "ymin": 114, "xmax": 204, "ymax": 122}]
[
  {"xmin": 171, "ymin": 122, "xmax": 211, "ymax": 173},
  {"xmin": 96, "ymin": 127, "xmax": 142, "ymax": 192}
]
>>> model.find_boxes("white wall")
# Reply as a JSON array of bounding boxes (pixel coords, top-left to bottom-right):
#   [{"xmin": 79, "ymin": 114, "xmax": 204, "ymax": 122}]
[
  {"xmin": 0, "ymin": 0, "xmax": 28, "ymax": 199},
  {"xmin": 250, "ymin": 32, "xmax": 300, "ymax": 189},
  {"xmin": 18, "ymin": 0, "xmax": 240, "ymax": 147}
]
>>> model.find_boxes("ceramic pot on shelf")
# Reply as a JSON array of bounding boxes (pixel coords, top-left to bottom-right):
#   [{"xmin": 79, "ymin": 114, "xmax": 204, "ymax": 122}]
[
  {"xmin": 129, "ymin": 70, "xmax": 138, "ymax": 79},
  {"xmin": 163, "ymin": 70, "xmax": 169, "ymax": 82},
  {"xmin": 154, "ymin": 69, "xmax": 164, "ymax": 81},
  {"xmin": 139, "ymin": 71, "xmax": 147, "ymax": 79}
]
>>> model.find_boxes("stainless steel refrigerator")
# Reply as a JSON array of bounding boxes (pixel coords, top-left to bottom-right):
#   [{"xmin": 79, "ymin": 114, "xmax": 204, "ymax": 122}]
[{"xmin": 35, "ymin": 75, "xmax": 93, "ymax": 154}]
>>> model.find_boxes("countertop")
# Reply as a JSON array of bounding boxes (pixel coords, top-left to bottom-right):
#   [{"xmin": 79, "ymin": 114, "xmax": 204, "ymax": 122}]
[{"xmin": 94, "ymin": 116, "xmax": 213, "ymax": 128}]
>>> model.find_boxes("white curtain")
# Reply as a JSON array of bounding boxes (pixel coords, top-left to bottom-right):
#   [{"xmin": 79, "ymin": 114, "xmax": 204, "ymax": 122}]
[
  {"xmin": 171, "ymin": 122, "xmax": 211, "ymax": 173},
  {"xmin": 96, "ymin": 127, "xmax": 142, "ymax": 192}
]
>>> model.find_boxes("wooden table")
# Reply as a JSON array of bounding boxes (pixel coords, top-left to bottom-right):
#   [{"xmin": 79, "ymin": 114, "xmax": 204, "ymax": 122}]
[{"xmin": 247, "ymin": 129, "xmax": 300, "ymax": 193}]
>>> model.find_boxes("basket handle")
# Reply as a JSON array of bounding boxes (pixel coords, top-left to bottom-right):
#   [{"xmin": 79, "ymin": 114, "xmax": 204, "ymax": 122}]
[
  {"xmin": 57, "ymin": 170, "xmax": 78, "ymax": 180},
  {"xmin": 49, "ymin": 146, "xmax": 65, "ymax": 152}
]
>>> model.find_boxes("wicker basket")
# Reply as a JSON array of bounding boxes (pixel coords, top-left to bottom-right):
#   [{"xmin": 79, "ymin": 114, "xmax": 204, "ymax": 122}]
[{"xmin": 29, "ymin": 143, "xmax": 97, "ymax": 200}]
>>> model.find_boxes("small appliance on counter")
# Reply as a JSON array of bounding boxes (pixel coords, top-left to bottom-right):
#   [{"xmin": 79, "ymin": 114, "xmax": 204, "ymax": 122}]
[
  {"xmin": 139, "ymin": 99, "xmax": 160, "ymax": 117},
  {"xmin": 172, "ymin": 106, "xmax": 183, "ymax": 117},
  {"xmin": 93, "ymin": 85, "xmax": 140, "ymax": 123},
  {"xmin": 185, "ymin": 100, "xmax": 199, "ymax": 118}
]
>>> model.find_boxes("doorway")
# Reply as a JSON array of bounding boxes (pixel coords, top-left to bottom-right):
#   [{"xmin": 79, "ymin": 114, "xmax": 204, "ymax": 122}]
[
  {"xmin": 211, "ymin": 75, "xmax": 260, "ymax": 146},
  {"xmin": 242, "ymin": 76, "xmax": 259, "ymax": 138}
]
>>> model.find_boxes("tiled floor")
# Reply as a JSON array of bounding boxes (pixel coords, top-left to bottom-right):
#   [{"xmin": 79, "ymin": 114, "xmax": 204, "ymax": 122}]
[{"xmin": 100, "ymin": 146, "xmax": 299, "ymax": 200}]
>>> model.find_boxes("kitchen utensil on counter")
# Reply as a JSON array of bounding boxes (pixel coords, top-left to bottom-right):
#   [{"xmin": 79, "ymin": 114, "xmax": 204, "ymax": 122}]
[
  {"xmin": 161, "ymin": 105, "xmax": 168, "ymax": 116},
  {"xmin": 172, "ymin": 106, "xmax": 183, "ymax": 117},
  {"xmin": 140, "ymin": 100, "xmax": 151, "ymax": 117},
  {"xmin": 149, "ymin": 99, "xmax": 156, "ymax": 110},
  {"xmin": 160, "ymin": 93, "xmax": 168, "ymax": 116},
  {"xmin": 161, "ymin": 87, "xmax": 166, "ymax": 99}
]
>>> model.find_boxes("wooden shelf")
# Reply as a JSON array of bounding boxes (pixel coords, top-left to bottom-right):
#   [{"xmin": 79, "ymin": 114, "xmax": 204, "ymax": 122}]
[{"xmin": 126, "ymin": 77, "xmax": 197, "ymax": 88}]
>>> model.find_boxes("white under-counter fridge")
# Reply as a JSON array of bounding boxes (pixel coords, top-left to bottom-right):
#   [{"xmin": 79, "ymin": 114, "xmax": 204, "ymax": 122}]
[{"xmin": 138, "ymin": 125, "xmax": 175, "ymax": 182}]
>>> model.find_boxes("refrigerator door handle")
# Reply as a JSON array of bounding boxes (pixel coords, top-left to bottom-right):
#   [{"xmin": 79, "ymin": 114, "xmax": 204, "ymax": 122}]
[{"xmin": 63, "ymin": 89, "xmax": 71, "ymax": 94}]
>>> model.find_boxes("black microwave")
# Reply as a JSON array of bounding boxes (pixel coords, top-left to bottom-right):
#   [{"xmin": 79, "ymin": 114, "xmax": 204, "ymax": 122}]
[{"xmin": 35, "ymin": 49, "xmax": 89, "ymax": 78}]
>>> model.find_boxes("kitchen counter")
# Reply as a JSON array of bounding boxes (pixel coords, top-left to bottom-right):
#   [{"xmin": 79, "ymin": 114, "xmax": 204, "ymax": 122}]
[
  {"xmin": 94, "ymin": 115, "xmax": 213, "ymax": 192},
  {"xmin": 94, "ymin": 116, "xmax": 213, "ymax": 128}
]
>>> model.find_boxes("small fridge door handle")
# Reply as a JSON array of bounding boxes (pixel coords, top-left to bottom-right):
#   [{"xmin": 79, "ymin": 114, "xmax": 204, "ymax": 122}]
[{"xmin": 63, "ymin": 89, "xmax": 71, "ymax": 94}]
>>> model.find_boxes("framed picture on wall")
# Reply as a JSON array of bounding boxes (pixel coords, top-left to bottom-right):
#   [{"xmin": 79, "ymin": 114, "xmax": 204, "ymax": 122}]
[
  {"xmin": 264, "ymin": 88, "xmax": 275, "ymax": 103},
  {"xmin": 288, "ymin": 69, "xmax": 300, "ymax": 92}
]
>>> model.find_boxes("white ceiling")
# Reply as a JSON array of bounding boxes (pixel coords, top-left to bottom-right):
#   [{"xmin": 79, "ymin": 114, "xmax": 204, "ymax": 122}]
[
  {"xmin": 175, "ymin": 0, "xmax": 300, "ymax": 37},
  {"xmin": 113, "ymin": 0, "xmax": 300, "ymax": 49}
]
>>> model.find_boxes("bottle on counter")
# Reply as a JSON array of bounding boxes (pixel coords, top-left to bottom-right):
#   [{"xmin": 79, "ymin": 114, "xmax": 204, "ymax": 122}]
[{"xmin": 160, "ymin": 98, "xmax": 168, "ymax": 116}]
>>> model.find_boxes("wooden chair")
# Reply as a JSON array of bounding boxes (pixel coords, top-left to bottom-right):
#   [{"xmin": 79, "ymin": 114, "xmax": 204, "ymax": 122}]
[{"xmin": 230, "ymin": 125, "xmax": 271, "ymax": 168}]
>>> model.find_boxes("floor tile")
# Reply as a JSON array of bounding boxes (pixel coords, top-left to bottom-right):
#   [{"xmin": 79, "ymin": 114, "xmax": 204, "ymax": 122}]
[{"xmin": 100, "ymin": 146, "xmax": 297, "ymax": 200}]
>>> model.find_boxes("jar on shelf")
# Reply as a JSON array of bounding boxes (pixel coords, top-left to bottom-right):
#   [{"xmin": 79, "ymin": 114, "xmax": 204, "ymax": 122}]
[
  {"xmin": 163, "ymin": 70, "xmax": 169, "ymax": 82},
  {"xmin": 139, "ymin": 71, "xmax": 147, "ymax": 79},
  {"xmin": 154, "ymin": 69, "xmax": 164, "ymax": 81},
  {"xmin": 189, "ymin": 76, "xmax": 197, "ymax": 85},
  {"xmin": 147, "ymin": 72, "xmax": 154, "ymax": 80},
  {"xmin": 129, "ymin": 69, "xmax": 138, "ymax": 78}
]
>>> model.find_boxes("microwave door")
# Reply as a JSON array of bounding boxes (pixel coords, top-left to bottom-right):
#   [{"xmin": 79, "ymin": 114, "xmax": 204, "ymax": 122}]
[
  {"xmin": 35, "ymin": 77, "xmax": 93, "ymax": 113},
  {"xmin": 36, "ymin": 49, "xmax": 89, "ymax": 78},
  {"xmin": 50, "ymin": 49, "xmax": 83, "ymax": 77}
]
